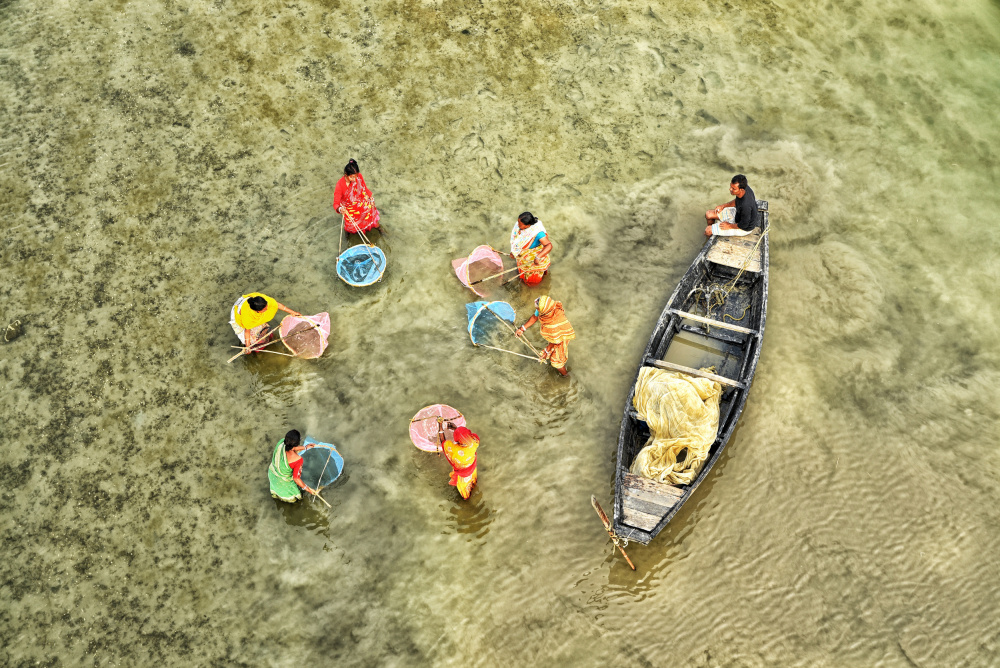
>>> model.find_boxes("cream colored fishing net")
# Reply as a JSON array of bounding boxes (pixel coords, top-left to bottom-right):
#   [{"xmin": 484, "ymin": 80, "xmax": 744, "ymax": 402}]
[{"xmin": 629, "ymin": 367, "xmax": 723, "ymax": 485}]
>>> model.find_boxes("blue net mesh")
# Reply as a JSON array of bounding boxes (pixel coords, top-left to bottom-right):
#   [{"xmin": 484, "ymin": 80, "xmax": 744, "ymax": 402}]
[
  {"xmin": 466, "ymin": 301, "xmax": 516, "ymax": 345},
  {"xmin": 299, "ymin": 438, "xmax": 344, "ymax": 489},
  {"xmin": 337, "ymin": 245, "xmax": 386, "ymax": 286}
]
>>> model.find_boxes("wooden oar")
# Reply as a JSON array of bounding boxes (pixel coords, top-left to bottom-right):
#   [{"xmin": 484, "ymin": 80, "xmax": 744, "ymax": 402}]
[
  {"xmin": 469, "ymin": 265, "xmax": 519, "ymax": 286},
  {"xmin": 591, "ymin": 495, "xmax": 636, "ymax": 570}
]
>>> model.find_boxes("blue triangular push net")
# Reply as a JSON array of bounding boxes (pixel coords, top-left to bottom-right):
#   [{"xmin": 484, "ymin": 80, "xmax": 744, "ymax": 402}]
[
  {"xmin": 465, "ymin": 301, "xmax": 516, "ymax": 346},
  {"xmin": 337, "ymin": 245, "xmax": 386, "ymax": 286},
  {"xmin": 299, "ymin": 438, "xmax": 345, "ymax": 489}
]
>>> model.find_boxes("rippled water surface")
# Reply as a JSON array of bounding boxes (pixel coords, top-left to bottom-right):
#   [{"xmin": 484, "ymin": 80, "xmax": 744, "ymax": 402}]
[{"xmin": 3, "ymin": 0, "xmax": 1000, "ymax": 665}]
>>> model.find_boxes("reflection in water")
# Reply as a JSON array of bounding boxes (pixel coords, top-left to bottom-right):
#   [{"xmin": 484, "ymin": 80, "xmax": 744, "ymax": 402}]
[
  {"xmin": 273, "ymin": 496, "xmax": 331, "ymax": 537},
  {"xmin": 442, "ymin": 491, "xmax": 496, "ymax": 541}
]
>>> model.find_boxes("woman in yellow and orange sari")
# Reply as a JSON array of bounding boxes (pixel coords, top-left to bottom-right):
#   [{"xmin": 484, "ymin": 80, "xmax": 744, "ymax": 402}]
[
  {"xmin": 516, "ymin": 295, "xmax": 576, "ymax": 376},
  {"xmin": 437, "ymin": 422, "xmax": 480, "ymax": 499}
]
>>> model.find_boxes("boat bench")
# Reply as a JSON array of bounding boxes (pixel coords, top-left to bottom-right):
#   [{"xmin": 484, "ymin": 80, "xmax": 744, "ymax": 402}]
[{"xmin": 706, "ymin": 200, "xmax": 768, "ymax": 273}]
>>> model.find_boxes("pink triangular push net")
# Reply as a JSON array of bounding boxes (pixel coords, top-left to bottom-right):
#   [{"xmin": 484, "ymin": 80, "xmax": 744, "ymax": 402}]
[
  {"xmin": 409, "ymin": 404, "xmax": 466, "ymax": 452},
  {"xmin": 279, "ymin": 312, "xmax": 331, "ymax": 359},
  {"xmin": 452, "ymin": 245, "xmax": 504, "ymax": 297}
]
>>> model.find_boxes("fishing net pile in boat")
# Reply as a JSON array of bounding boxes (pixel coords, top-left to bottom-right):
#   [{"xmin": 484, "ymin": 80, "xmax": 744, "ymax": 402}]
[
  {"xmin": 299, "ymin": 437, "xmax": 344, "ymax": 490},
  {"xmin": 452, "ymin": 245, "xmax": 505, "ymax": 297},
  {"xmin": 409, "ymin": 405, "xmax": 466, "ymax": 453},
  {"xmin": 629, "ymin": 366, "xmax": 722, "ymax": 485},
  {"xmin": 337, "ymin": 244, "xmax": 386, "ymax": 286},
  {"xmin": 279, "ymin": 313, "xmax": 331, "ymax": 359}
]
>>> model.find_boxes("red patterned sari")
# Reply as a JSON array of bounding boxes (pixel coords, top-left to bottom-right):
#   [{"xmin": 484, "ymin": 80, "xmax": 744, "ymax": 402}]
[{"xmin": 333, "ymin": 174, "xmax": 380, "ymax": 234}]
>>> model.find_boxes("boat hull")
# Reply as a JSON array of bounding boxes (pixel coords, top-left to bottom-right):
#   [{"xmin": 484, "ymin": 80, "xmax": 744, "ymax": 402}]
[{"xmin": 612, "ymin": 202, "xmax": 770, "ymax": 545}]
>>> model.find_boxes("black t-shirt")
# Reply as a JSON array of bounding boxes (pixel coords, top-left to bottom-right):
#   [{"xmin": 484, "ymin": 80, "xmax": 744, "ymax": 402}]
[{"xmin": 734, "ymin": 186, "xmax": 759, "ymax": 231}]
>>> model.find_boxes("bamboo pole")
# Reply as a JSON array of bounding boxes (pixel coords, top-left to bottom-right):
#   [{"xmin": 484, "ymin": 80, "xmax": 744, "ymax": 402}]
[
  {"xmin": 469, "ymin": 265, "xmax": 519, "ymax": 286},
  {"xmin": 475, "ymin": 343, "xmax": 543, "ymax": 362},
  {"xmin": 481, "ymin": 304, "xmax": 543, "ymax": 358},
  {"xmin": 591, "ymin": 496, "xmax": 636, "ymax": 570},
  {"xmin": 227, "ymin": 320, "xmax": 321, "ymax": 363}
]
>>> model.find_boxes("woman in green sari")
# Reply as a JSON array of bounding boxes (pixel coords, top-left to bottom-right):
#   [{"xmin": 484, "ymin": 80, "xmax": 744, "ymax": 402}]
[{"xmin": 268, "ymin": 430, "xmax": 317, "ymax": 502}]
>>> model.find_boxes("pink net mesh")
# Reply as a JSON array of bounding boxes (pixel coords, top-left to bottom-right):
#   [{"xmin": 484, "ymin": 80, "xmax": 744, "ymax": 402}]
[
  {"xmin": 409, "ymin": 405, "xmax": 466, "ymax": 452},
  {"xmin": 452, "ymin": 245, "xmax": 504, "ymax": 297},
  {"xmin": 279, "ymin": 312, "xmax": 331, "ymax": 359}
]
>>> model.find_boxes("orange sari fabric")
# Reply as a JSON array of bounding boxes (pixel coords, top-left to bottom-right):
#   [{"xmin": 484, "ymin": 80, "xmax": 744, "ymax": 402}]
[
  {"xmin": 442, "ymin": 431, "xmax": 479, "ymax": 499},
  {"xmin": 536, "ymin": 296, "xmax": 576, "ymax": 369},
  {"xmin": 333, "ymin": 174, "xmax": 380, "ymax": 233},
  {"xmin": 516, "ymin": 247, "xmax": 551, "ymax": 285}
]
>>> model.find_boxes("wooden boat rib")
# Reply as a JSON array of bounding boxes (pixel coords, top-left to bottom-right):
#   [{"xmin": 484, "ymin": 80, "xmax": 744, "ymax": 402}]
[{"xmin": 612, "ymin": 201, "xmax": 769, "ymax": 545}]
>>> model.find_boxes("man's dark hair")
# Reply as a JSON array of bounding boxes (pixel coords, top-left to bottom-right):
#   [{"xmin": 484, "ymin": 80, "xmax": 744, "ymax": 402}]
[
  {"xmin": 518, "ymin": 211, "xmax": 536, "ymax": 226},
  {"xmin": 731, "ymin": 174, "xmax": 748, "ymax": 190},
  {"xmin": 284, "ymin": 430, "xmax": 301, "ymax": 450},
  {"xmin": 247, "ymin": 296, "xmax": 268, "ymax": 312},
  {"xmin": 344, "ymin": 159, "xmax": 360, "ymax": 176}
]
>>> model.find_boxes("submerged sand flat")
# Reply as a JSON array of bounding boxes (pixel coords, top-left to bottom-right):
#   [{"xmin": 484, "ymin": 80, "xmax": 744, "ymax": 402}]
[{"xmin": 2, "ymin": 0, "xmax": 1000, "ymax": 665}]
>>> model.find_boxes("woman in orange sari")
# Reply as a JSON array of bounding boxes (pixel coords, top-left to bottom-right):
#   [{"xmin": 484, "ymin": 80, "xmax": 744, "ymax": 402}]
[
  {"xmin": 437, "ymin": 422, "xmax": 480, "ymax": 499},
  {"xmin": 332, "ymin": 158, "xmax": 380, "ymax": 234},
  {"xmin": 516, "ymin": 295, "xmax": 576, "ymax": 376}
]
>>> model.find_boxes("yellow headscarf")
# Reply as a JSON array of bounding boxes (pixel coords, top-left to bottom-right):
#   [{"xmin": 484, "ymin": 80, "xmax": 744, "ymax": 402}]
[
  {"xmin": 534, "ymin": 295, "xmax": 576, "ymax": 344},
  {"xmin": 233, "ymin": 293, "xmax": 278, "ymax": 330},
  {"xmin": 536, "ymin": 295, "xmax": 557, "ymax": 316}
]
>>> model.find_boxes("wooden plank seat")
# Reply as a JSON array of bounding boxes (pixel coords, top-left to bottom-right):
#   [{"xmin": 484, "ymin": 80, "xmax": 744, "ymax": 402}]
[
  {"xmin": 621, "ymin": 473, "xmax": 684, "ymax": 531},
  {"xmin": 707, "ymin": 228, "xmax": 763, "ymax": 272},
  {"xmin": 668, "ymin": 308, "xmax": 755, "ymax": 334},
  {"xmin": 706, "ymin": 200, "xmax": 768, "ymax": 273},
  {"xmin": 645, "ymin": 358, "xmax": 746, "ymax": 389}
]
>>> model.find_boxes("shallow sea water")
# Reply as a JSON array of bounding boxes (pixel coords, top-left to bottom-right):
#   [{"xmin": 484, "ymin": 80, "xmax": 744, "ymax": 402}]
[{"xmin": 2, "ymin": 0, "xmax": 1000, "ymax": 665}]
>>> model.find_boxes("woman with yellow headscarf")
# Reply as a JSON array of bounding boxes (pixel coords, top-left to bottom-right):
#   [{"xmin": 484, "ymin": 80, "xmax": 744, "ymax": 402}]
[
  {"xmin": 437, "ymin": 421, "xmax": 480, "ymax": 499},
  {"xmin": 229, "ymin": 292, "xmax": 301, "ymax": 350},
  {"xmin": 515, "ymin": 295, "xmax": 576, "ymax": 376}
]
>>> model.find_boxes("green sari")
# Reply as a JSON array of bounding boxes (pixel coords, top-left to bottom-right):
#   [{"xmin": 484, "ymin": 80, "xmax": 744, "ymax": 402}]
[{"xmin": 268, "ymin": 439, "xmax": 301, "ymax": 502}]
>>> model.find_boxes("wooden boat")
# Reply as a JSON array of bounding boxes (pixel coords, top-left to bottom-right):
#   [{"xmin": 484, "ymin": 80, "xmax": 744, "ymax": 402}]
[{"xmin": 612, "ymin": 201, "xmax": 769, "ymax": 545}]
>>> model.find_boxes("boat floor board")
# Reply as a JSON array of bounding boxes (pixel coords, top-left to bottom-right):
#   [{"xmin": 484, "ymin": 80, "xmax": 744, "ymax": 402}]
[
  {"xmin": 707, "ymin": 229, "xmax": 763, "ymax": 273},
  {"xmin": 623, "ymin": 472, "xmax": 685, "ymax": 499},
  {"xmin": 622, "ymin": 507, "xmax": 660, "ymax": 532},
  {"xmin": 621, "ymin": 473, "xmax": 683, "ymax": 530}
]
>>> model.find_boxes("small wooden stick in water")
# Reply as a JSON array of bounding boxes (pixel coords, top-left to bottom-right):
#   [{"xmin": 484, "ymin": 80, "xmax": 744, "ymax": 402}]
[
  {"xmin": 591, "ymin": 495, "xmax": 636, "ymax": 570},
  {"xmin": 306, "ymin": 487, "xmax": 331, "ymax": 508}
]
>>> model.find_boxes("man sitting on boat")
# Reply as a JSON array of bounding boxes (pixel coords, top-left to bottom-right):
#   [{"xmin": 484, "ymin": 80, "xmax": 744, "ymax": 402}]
[
  {"xmin": 704, "ymin": 174, "xmax": 759, "ymax": 237},
  {"xmin": 230, "ymin": 292, "xmax": 301, "ymax": 350},
  {"xmin": 510, "ymin": 212, "xmax": 553, "ymax": 285},
  {"xmin": 516, "ymin": 295, "xmax": 576, "ymax": 376}
]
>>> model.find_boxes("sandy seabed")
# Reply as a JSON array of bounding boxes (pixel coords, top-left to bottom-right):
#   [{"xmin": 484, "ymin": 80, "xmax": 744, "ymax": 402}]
[{"xmin": 2, "ymin": 0, "xmax": 1000, "ymax": 666}]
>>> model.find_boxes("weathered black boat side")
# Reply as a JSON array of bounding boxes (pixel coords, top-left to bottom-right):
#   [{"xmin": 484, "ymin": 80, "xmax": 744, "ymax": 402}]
[{"xmin": 612, "ymin": 201, "xmax": 769, "ymax": 545}]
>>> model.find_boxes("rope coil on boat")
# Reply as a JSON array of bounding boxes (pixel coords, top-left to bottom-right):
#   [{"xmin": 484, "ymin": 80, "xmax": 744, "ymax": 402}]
[{"xmin": 685, "ymin": 225, "xmax": 769, "ymax": 331}]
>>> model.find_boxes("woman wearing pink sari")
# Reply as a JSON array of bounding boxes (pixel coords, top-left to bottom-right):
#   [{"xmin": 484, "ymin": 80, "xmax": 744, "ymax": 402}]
[{"xmin": 333, "ymin": 158, "xmax": 381, "ymax": 234}]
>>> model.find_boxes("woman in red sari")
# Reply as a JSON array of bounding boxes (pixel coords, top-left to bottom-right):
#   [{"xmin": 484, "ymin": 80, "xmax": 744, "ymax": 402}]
[{"xmin": 332, "ymin": 158, "xmax": 381, "ymax": 234}]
